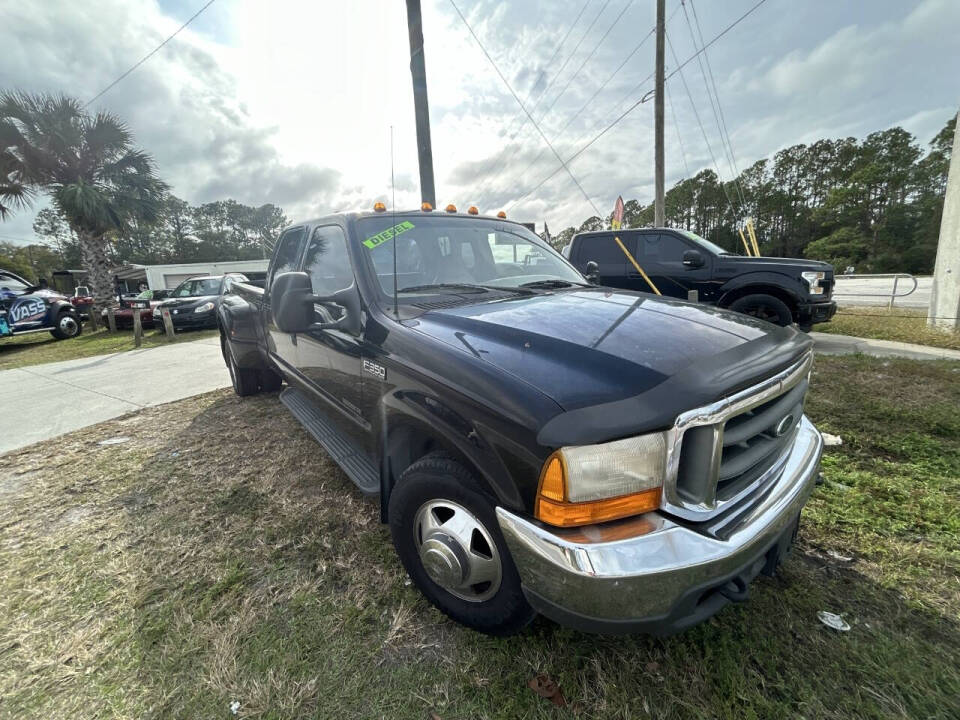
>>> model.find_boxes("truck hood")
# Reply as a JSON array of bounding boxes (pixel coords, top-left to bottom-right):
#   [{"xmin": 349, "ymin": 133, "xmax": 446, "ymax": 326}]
[
  {"xmin": 410, "ymin": 289, "xmax": 807, "ymax": 413},
  {"xmin": 719, "ymin": 255, "xmax": 833, "ymax": 272}
]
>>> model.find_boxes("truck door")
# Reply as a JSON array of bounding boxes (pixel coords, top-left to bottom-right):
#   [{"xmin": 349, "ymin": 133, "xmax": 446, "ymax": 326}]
[
  {"xmin": 574, "ymin": 234, "xmax": 632, "ymax": 290},
  {"xmin": 636, "ymin": 232, "xmax": 714, "ymax": 300},
  {"xmin": 264, "ymin": 226, "xmax": 307, "ymax": 373},
  {"xmin": 295, "ymin": 224, "xmax": 369, "ymax": 438}
]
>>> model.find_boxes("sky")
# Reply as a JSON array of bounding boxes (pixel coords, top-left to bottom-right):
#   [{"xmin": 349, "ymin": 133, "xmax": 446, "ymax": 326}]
[{"xmin": 1, "ymin": 0, "xmax": 958, "ymax": 246}]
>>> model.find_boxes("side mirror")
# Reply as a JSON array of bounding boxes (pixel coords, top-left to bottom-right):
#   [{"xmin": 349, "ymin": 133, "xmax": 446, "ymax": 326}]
[
  {"xmin": 584, "ymin": 260, "xmax": 600, "ymax": 284},
  {"xmin": 682, "ymin": 250, "xmax": 704, "ymax": 268},
  {"xmin": 272, "ymin": 272, "xmax": 313, "ymax": 332},
  {"xmin": 271, "ymin": 271, "xmax": 362, "ymax": 336}
]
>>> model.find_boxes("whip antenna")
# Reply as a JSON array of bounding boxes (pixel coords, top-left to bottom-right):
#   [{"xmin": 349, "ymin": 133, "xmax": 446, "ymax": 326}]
[{"xmin": 391, "ymin": 125, "xmax": 399, "ymax": 317}]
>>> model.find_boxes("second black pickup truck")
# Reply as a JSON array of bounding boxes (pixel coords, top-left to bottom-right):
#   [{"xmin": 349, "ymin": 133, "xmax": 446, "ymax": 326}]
[
  {"xmin": 566, "ymin": 228, "xmax": 837, "ymax": 330},
  {"xmin": 218, "ymin": 208, "xmax": 823, "ymax": 636}
]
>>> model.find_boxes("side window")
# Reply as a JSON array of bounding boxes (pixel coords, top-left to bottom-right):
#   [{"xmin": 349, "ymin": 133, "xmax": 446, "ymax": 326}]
[
  {"xmin": 269, "ymin": 227, "xmax": 306, "ymax": 288},
  {"xmin": 580, "ymin": 235, "xmax": 627, "ymax": 265},
  {"xmin": 643, "ymin": 233, "xmax": 689, "ymax": 263},
  {"xmin": 304, "ymin": 225, "xmax": 354, "ymax": 296}
]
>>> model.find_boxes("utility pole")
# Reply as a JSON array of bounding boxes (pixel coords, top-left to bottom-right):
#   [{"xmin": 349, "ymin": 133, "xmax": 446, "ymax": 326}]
[
  {"xmin": 405, "ymin": 0, "xmax": 436, "ymax": 207},
  {"xmin": 654, "ymin": 0, "xmax": 666, "ymax": 227},
  {"xmin": 928, "ymin": 109, "xmax": 960, "ymax": 332}
]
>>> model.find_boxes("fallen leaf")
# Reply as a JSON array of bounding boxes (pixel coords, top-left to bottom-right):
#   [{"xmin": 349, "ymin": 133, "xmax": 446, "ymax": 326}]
[{"xmin": 528, "ymin": 674, "xmax": 567, "ymax": 707}]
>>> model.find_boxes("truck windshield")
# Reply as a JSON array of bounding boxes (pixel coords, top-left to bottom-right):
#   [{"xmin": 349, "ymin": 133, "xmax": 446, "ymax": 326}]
[
  {"xmin": 357, "ymin": 216, "xmax": 585, "ymax": 296},
  {"xmin": 678, "ymin": 229, "xmax": 733, "ymax": 256},
  {"xmin": 173, "ymin": 278, "xmax": 220, "ymax": 297}
]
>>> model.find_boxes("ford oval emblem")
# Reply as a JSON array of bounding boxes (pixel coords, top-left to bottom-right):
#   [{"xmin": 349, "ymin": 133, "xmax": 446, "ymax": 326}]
[{"xmin": 774, "ymin": 414, "xmax": 796, "ymax": 437}]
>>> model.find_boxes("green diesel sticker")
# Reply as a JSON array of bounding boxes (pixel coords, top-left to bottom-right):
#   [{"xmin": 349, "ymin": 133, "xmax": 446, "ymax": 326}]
[{"xmin": 363, "ymin": 220, "xmax": 415, "ymax": 249}]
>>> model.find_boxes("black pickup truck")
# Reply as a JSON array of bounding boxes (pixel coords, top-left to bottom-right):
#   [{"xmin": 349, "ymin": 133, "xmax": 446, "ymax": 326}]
[
  {"xmin": 218, "ymin": 208, "xmax": 823, "ymax": 635},
  {"xmin": 566, "ymin": 228, "xmax": 837, "ymax": 330}
]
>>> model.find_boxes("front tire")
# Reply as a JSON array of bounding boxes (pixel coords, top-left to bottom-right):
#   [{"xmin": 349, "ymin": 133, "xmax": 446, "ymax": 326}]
[
  {"xmin": 388, "ymin": 453, "xmax": 535, "ymax": 636},
  {"xmin": 728, "ymin": 293, "xmax": 794, "ymax": 327},
  {"xmin": 50, "ymin": 310, "xmax": 82, "ymax": 340}
]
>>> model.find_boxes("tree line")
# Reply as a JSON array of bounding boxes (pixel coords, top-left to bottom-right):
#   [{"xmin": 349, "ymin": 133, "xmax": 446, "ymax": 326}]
[
  {"xmin": 1, "ymin": 91, "xmax": 287, "ymax": 309},
  {"xmin": 548, "ymin": 116, "xmax": 955, "ymax": 274}
]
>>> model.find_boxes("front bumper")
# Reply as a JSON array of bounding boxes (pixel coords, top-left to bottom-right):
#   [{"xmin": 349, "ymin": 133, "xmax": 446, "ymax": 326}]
[
  {"xmin": 168, "ymin": 309, "xmax": 216, "ymax": 328},
  {"xmin": 797, "ymin": 299, "xmax": 837, "ymax": 325},
  {"xmin": 496, "ymin": 416, "xmax": 823, "ymax": 635}
]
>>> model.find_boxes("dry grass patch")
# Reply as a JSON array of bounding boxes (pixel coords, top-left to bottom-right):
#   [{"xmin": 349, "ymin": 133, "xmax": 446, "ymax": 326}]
[
  {"xmin": 822, "ymin": 306, "xmax": 960, "ymax": 350},
  {"xmin": 1, "ymin": 356, "xmax": 959, "ymax": 719}
]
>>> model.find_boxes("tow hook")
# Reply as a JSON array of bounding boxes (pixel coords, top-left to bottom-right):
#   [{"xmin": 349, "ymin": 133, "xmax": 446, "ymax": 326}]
[{"xmin": 719, "ymin": 575, "xmax": 750, "ymax": 603}]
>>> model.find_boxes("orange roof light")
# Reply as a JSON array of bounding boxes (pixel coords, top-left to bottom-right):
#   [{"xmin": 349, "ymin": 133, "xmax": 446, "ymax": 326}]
[
  {"xmin": 467, "ymin": 206, "xmax": 479, "ymax": 215},
  {"xmin": 445, "ymin": 203, "xmax": 457, "ymax": 213},
  {"xmin": 497, "ymin": 210, "xmax": 507, "ymax": 219},
  {"xmin": 421, "ymin": 202, "xmax": 433, "ymax": 212},
  {"xmin": 373, "ymin": 201, "xmax": 386, "ymax": 213}
]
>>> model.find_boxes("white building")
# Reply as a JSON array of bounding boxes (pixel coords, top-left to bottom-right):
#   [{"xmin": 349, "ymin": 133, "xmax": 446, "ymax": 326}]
[{"xmin": 111, "ymin": 260, "xmax": 270, "ymax": 291}]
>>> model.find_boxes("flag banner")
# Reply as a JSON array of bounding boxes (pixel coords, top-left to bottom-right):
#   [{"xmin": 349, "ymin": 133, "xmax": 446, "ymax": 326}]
[{"xmin": 612, "ymin": 195, "xmax": 624, "ymax": 230}]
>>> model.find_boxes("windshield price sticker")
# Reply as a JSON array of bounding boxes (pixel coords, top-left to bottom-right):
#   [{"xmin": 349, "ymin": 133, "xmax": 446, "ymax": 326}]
[{"xmin": 363, "ymin": 220, "xmax": 415, "ymax": 250}]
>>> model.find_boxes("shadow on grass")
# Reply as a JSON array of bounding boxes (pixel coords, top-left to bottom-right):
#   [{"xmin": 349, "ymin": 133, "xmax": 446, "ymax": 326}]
[{"xmin": 120, "ymin": 393, "xmax": 960, "ymax": 720}]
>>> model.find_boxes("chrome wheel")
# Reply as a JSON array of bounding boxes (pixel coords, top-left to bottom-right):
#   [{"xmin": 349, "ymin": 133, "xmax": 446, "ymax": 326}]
[
  {"xmin": 413, "ymin": 499, "xmax": 502, "ymax": 602},
  {"xmin": 59, "ymin": 315, "xmax": 79, "ymax": 336}
]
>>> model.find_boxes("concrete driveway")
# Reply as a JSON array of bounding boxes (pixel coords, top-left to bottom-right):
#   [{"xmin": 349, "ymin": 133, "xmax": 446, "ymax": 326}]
[{"xmin": 1, "ymin": 336, "xmax": 230, "ymax": 455}]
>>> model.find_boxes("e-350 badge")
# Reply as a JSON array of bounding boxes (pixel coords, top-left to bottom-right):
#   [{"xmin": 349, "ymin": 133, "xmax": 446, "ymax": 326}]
[{"xmin": 362, "ymin": 358, "xmax": 386, "ymax": 381}]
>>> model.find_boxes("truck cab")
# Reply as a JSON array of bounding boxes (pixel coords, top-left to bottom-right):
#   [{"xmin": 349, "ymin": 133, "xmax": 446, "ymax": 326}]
[{"xmin": 568, "ymin": 228, "xmax": 837, "ymax": 330}]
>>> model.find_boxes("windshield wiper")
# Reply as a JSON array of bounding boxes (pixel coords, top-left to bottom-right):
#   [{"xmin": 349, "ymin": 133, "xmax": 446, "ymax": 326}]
[
  {"xmin": 398, "ymin": 283, "xmax": 534, "ymax": 295},
  {"xmin": 518, "ymin": 279, "xmax": 589, "ymax": 289}
]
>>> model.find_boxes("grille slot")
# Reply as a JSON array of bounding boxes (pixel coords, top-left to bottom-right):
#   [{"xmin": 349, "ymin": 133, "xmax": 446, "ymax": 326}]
[
  {"xmin": 716, "ymin": 379, "xmax": 806, "ymax": 499},
  {"xmin": 671, "ymin": 366, "xmax": 810, "ymax": 512}
]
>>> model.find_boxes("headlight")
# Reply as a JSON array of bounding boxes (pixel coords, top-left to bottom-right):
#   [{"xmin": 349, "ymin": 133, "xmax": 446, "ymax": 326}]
[
  {"xmin": 194, "ymin": 302, "xmax": 215, "ymax": 313},
  {"xmin": 801, "ymin": 271, "xmax": 825, "ymax": 295},
  {"xmin": 534, "ymin": 432, "xmax": 666, "ymax": 527}
]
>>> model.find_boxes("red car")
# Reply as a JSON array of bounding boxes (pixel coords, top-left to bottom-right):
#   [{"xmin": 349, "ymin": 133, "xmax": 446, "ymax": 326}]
[
  {"xmin": 100, "ymin": 290, "xmax": 170, "ymax": 328},
  {"xmin": 69, "ymin": 286, "xmax": 94, "ymax": 318}
]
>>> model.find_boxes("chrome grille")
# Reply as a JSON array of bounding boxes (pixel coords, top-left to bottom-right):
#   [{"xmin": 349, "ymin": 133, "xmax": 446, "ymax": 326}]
[{"xmin": 661, "ymin": 353, "xmax": 813, "ymax": 521}]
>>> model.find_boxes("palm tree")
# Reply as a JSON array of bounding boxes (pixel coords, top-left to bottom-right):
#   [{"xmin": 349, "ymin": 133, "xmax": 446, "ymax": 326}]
[
  {"xmin": 0, "ymin": 92, "xmax": 167, "ymax": 311},
  {"xmin": 0, "ymin": 118, "xmax": 32, "ymax": 219}
]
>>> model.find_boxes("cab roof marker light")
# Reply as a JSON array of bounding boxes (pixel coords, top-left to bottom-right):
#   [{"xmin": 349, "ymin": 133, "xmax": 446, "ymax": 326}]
[
  {"xmin": 467, "ymin": 206, "xmax": 479, "ymax": 215},
  {"xmin": 421, "ymin": 202, "xmax": 433, "ymax": 212},
  {"xmin": 497, "ymin": 210, "xmax": 506, "ymax": 218},
  {"xmin": 445, "ymin": 204, "xmax": 457, "ymax": 213},
  {"xmin": 373, "ymin": 201, "xmax": 386, "ymax": 213}
]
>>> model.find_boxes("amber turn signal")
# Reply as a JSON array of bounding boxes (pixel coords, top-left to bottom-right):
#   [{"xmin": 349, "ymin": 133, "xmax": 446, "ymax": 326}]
[
  {"xmin": 445, "ymin": 204, "xmax": 457, "ymax": 213},
  {"xmin": 373, "ymin": 201, "xmax": 386, "ymax": 212},
  {"xmin": 421, "ymin": 202, "xmax": 433, "ymax": 212},
  {"xmin": 467, "ymin": 206, "xmax": 479, "ymax": 215},
  {"xmin": 534, "ymin": 452, "xmax": 661, "ymax": 527},
  {"xmin": 496, "ymin": 210, "xmax": 507, "ymax": 218}
]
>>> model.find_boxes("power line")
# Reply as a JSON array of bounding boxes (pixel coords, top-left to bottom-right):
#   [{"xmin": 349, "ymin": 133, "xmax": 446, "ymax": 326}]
[
  {"xmin": 508, "ymin": 0, "xmax": 770, "ymax": 212},
  {"xmin": 536, "ymin": 0, "xmax": 635, "ymax": 124},
  {"xmin": 665, "ymin": 29, "xmax": 738, "ymax": 213},
  {"xmin": 85, "ymin": 0, "xmax": 218, "ymax": 107},
  {"xmin": 680, "ymin": 0, "xmax": 746, "ymax": 208},
  {"xmin": 484, "ymin": 4, "xmax": 655, "ymax": 204},
  {"xmin": 689, "ymin": 0, "xmax": 743, "ymax": 190},
  {"xmin": 470, "ymin": 0, "xmax": 591, "ymax": 202},
  {"xmin": 449, "ymin": 0, "xmax": 602, "ymax": 217},
  {"xmin": 666, "ymin": 82, "xmax": 692, "ymax": 178}
]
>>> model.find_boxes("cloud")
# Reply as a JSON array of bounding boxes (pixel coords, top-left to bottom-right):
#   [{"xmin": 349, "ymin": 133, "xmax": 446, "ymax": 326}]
[{"xmin": 0, "ymin": 0, "xmax": 957, "ymax": 242}]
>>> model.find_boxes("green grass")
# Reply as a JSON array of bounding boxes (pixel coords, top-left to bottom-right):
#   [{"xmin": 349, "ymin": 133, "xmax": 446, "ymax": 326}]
[
  {"xmin": 1, "ymin": 356, "xmax": 958, "ymax": 719},
  {"xmin": 0, "ymin": 326, "xmax": 219, "ymax": 370},
  {"xmin": 820, "ymin": 306, "xmax": 960, "ymax": 351}
]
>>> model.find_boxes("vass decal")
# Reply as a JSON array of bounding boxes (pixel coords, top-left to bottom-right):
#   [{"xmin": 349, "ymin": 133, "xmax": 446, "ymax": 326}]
[{"xmin": 9, "ymin": 298, "xmax": 46, "ymax": 324}]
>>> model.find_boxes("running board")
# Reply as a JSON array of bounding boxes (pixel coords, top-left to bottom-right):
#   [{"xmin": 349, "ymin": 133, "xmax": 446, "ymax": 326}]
[{"xmin": 279, "ymin": 387, "xmax": 379, "ymax": 495}]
